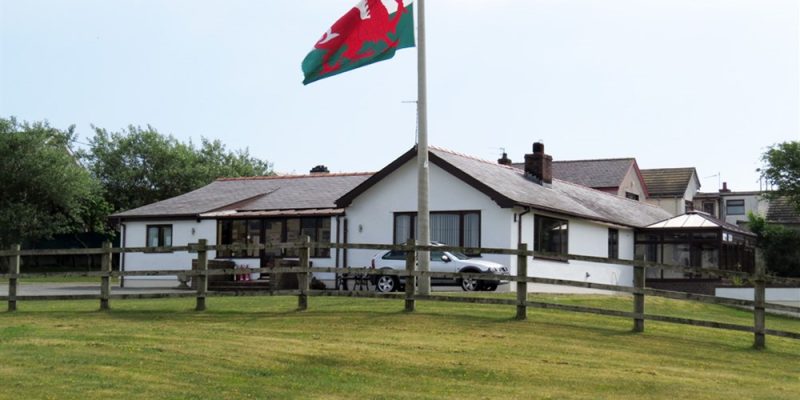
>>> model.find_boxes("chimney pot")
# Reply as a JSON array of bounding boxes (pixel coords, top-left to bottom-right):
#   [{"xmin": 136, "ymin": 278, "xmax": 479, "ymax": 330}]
[
  {"xmin": 497, "ymin": 152, "xmax": 512, "ymax": 166},
  {"xmin": 310, "ymin": 165, "xmax": 330, "ymax": 174},
  {"xmin": 720, "ymin": 181, "xmax": 730, "ymax": 193},
  {"xmin": 533, "ymin": 142, "xmax": 545, "ymax": 154}
]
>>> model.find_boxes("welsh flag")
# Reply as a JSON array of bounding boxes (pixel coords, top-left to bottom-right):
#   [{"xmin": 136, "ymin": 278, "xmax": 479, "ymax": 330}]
[{"xmin": 302, "ymin": 0, "xmax": 415, "ymax": 85}]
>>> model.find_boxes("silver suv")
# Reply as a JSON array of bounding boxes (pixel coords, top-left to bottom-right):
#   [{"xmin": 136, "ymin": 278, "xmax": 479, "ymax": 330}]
[{"xmin": 369, "ymin": 245, "xmax": 509, "ymax": 292}]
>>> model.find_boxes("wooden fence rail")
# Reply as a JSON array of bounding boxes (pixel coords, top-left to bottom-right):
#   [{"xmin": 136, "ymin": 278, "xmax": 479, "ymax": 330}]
[{"xmin": 2, "ymin": 240, "xmax": 799, "ymax": 349}]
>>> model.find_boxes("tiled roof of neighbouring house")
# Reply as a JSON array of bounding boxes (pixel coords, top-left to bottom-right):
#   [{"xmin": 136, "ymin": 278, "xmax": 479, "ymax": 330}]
[
  {"xmin": 513, "ymin": 158, "xmax": 636, "ymax": 189},
  {"xmin": 111, "ymin": 173, "xmax": 373, "ymax": 219},
  {"xmin": 340, "ymin": 146, "xmax": 672, "ymax": 228},
  {"xmin": 766, "ymin": 197, "xmax": 800, "ymax": 224},
  {"xmin": 640, "ymin": 167, "xmax": 699, "ymax": 197}
]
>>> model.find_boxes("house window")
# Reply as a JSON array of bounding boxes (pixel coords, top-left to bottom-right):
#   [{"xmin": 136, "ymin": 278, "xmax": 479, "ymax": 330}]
[
  {"xmin": 534, "ymin": 215, "xmax": 569, "ymax": 255},
  {"xmin": 393, "ymin": 211, "xmax": 481, "ymax": 254},
  {"xmin": 685, "ymin": 200, "xmax": 694, "ymax": 212},
  {"xmin": 726, "ymin": 200, "xmax": 745, "ymax": 216},
  {"xmin": 217, "ymin": 220, "xmax": 261, "ymax": 258},
  {"xmin": 217, "ymin": 217, "xmax": 331, "ymax": 258},
  {"xmin": 608, "ymin": 228, "xmax": 619, "ymax": 259},
  {"xmin": 702, "ymin": 202, "xmax": 715, "ymax": 216},
  {"xmin": 146, "ymin": 225, "xmax": 172, "ymax": 248},
  {"xmin": 625, "ymin": 192, "xmax": 639, "ymax": 201}
]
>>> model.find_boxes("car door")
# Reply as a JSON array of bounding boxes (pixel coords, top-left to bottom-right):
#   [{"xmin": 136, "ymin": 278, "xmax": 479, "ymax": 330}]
[{"xmin": 429, "ymin": 251, "xmax": 454, "ymax": 285}]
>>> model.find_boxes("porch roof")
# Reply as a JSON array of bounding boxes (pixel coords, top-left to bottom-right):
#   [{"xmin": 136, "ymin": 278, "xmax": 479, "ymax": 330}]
[{"xmin": 111, "ymin": 173, "xmax": 372, "ymax": 220}]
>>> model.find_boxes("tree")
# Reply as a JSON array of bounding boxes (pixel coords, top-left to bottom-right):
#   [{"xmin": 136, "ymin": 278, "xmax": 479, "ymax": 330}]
[
  {"xmin": 0, "ymin": 118, "xmax": 110, "ymax": 249},
  {"xmin": 747, "ymin": 213, "xmax": 800, "ymax": 277},
  {"xmin": 760, "ymin": 141, "xmax": 800, "ymax": 211},
  {"xmin": 83, "ymin": 125, "xmax": 273, "ymax": 212}
]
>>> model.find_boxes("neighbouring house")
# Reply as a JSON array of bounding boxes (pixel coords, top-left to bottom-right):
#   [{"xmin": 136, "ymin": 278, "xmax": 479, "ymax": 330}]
[
  {"xmin": 337, "ymin": 143, "xmax": 672, "ymax": 288},
  {"xmin": 693, "ymin": 183, "xmax": 769, "ymax": 226},
  {"xmin": 640, "ymin": 167, "xmax": 701, "ymax": 216},
  {"xmin": 110, "ymin": 170, "xmax": 372, "ymax": 285},
  {"xmin": 511, "ymin": 157, "xmax": 649, "ymax": 201}
]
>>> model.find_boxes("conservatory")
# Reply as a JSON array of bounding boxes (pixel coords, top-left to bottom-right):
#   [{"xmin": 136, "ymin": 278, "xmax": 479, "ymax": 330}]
[{"xmin": 634, "ymin": 211, "xmax": 756, "ymax": 279}]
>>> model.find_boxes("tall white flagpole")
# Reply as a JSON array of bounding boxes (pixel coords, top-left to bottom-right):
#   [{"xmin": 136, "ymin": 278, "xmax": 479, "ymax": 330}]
[{"xmin": 416, "ymin": 0, "xmax": 431, "ymax": 295}]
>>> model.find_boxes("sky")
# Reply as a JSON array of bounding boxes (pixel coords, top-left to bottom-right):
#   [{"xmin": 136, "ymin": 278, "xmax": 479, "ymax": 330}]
[{"xmin": 1, "ymin": 0, "xmax": 798, "ymax": 192}]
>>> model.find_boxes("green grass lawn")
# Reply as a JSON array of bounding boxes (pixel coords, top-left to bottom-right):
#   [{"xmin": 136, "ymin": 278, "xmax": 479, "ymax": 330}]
[{"xmin": 0, "ymin": 294, "xmax": 798, "ymax": 399}]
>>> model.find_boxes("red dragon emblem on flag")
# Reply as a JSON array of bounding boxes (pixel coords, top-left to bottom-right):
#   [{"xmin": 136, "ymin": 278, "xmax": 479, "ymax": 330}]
[{"xmin": 302, "ymin": 0, "xmax": 415, "ymax": 85}]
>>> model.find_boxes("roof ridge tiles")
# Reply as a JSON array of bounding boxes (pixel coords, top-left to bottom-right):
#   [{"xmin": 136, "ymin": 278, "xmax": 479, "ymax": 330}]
[
  {"xmin": 429, "ymin": 145, "xmax": 520, "ymax": 171},
  {"xmin": 552, "ymin": 157, "xmax": 635, "ymax": 163},
  {"xmin": 216, "ymin": 172, "xmax": 373, "ymax": 182},
  {"xmin": 640, "ymin": 167, "xmax": 695, "ymax": 172}
]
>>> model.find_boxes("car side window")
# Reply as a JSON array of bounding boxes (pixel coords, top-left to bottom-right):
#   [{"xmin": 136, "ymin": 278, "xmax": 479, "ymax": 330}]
[
  {"xmin": 430, "ymin": 251, "xmax": 446, "ymax": 261},
  {"xmin": 382, "ymin": 250, "xmax": 406, "ymax": 260}
]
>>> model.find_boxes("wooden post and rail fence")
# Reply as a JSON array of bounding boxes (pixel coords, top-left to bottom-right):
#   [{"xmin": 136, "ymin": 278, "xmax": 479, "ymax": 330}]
[{"xmin": 1, "ymin": 238, "xmax": 799, "ymax": 350}]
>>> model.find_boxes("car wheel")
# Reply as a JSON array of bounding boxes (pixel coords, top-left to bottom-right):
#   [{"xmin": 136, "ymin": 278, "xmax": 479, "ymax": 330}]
[
  {"xmin": 460, "ymin": 277, "xmax": 480, "ymax": 291},
  {"xmin": 375, "ymin": 275, "xmax": 397, "ymax": 292}
]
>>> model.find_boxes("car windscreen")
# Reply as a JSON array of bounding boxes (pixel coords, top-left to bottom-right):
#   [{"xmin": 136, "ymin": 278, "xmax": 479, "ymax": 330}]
[{"xmin": 449, "ymin": 251, "xmax": 470, "ymax": 260}]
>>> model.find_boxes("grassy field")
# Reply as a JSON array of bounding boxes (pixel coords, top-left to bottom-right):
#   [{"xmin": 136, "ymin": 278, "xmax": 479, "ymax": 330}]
[{"xmin": 0, "ymin": 294, "xmax": 798, "ymax": 399}]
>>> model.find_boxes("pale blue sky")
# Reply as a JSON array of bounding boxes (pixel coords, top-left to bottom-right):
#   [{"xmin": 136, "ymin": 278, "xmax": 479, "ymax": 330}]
[{"xmin": 1, "ymin": 0, "xmax": 798, "ymax": 191}]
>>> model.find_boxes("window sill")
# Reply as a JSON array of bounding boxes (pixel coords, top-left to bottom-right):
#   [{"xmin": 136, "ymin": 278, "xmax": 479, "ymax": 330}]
[
  {"xmin": 143, "ymin": 248, "xmax": 174, "ymax": 254},
  {"xmin": 532, "ymin": 255, "xmax": 569, "ymax": 264}
]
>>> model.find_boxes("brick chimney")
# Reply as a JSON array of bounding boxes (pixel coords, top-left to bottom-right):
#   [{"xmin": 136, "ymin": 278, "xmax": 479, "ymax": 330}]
[
  {"xmin": 310, "ymin": 165, "xmax": 329, "ymax": 174},
  {"xmin": 524, "ymin": 142, "xmax": 552, "ymax": 185},
  {"xmin": 719, "ymin": 181, "xmax": 730, "ymax": 193},
  {"xmin": 497, "ymin": 152, "xmax": 512, "ymax": 166}
]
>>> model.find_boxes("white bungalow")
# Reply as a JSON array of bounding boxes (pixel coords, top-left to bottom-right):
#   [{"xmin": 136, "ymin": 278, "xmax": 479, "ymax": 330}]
[
  {"xmin": 112, "ymin": 143, "xmax": 674, "ymax": 290},
  {"xmin": 336, "ymin": 143, "xmax": 671, "ymax": 288}
]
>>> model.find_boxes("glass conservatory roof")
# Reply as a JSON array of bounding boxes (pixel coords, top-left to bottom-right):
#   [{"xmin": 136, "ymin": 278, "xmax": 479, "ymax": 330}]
[{"xmin": 644, "ymin": 211, "xmax": 755, "ymax": 236}]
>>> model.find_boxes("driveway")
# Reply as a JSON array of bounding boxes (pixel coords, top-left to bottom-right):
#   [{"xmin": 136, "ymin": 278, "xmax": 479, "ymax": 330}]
[{"xmin": 1, "ymin": 280, "xmax": 189, "ymax": 297}]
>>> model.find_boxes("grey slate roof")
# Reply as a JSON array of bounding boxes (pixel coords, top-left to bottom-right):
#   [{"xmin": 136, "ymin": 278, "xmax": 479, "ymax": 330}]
[
  {"xmin": 512, "ymin": 158, "xmax": 636, "ymax": 189},
  {"xmin": 767, "ymin": 197, "xmax": 800, "ymax": 225},
  {"xmin": 338, "ymin": 147, "xmax": 670, "ymax": 228},
  {"xmin": 433, "ymin": 149, "xmax": 671, "ymax": 227},
  {"xmin": 111, "ymin": 173, "xmax": 372, "ymax": 219},
  {"xmin": 640, "ymin": 168, "xmax": 698, "ymax": 197}
]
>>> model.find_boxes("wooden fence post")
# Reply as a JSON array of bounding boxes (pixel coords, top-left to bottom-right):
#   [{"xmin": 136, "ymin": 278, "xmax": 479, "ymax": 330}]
[
  {"xmin": 8, "ymin": 244, "xmax": 20, "ymax": 312},
  {"xmin": 515, "ymin": 243, "xmax": 528, "ymax": 320},
  {"xmin": 195, "ymin": 239, "xmax": 208, "ymax": 311},
  {"xmin": 100, "ymin": 241, "xmax": 112, "ymax": 310},
  {"xmin": 404, "ymin": 239, "xmax": 416, "ymax": 312},
  {"xmin": 298, "ymin": 236, "xmax": 310, "ymax": 311},
  {"xmin": 633, "ymin": 262, "xmax": 645, "ymax": 332},
  {"xmin": 753, "ymin": 251, "xmax": 766, "ymax": 349}
]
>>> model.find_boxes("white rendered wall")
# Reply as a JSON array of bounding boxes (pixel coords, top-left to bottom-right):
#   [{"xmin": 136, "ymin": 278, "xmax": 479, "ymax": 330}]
[
  {"xmin": 122, "ymin": 219, "xmax": 217, "ymax": 280},
  {"xmin": 617, "ymin": 167, "xmax": 647, "ymax": 201},
  {"xmin": 521, "ymin": 213, "xmax": 635, "ymax": 289},
  {"xmin": 344, "ymin": 160, "xmax": 515, "ymax": 270},
  {"xmin": 646, "ymin": 197, "xmax": 682, "ymax": 216},
  {"xmin": 721, "ymin": 194, "xmax": 765, "ymax": 226}
]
